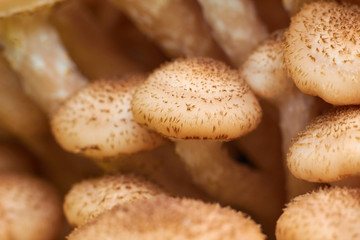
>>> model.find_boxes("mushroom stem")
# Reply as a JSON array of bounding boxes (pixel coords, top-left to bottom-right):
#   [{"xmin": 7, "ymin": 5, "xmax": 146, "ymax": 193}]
[
  {"xmin": 174, "ymin": 139, "xmax": 283, "ymax": 236},
  {"xmin": 0, "ymin": 9, "xmax": 87, "ymax": 115}
]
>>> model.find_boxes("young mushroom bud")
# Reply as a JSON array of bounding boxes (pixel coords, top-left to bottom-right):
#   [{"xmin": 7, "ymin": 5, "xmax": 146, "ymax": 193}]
[
  {"xmin": 276, "ymin": 187, "xmax": 360, "ymax": 240},
  {"xmin": 68, "ymin": 196, "xmax": 266, "ymax": 240},
  {"xmin": 0, "ymin": 0, "xmax": 88, "ymax": 115},
  {"xmin": 284, "ymin": 1, "xmax": 360, "ymax": 105},
  {"xmin": 0, "ymin": 174, "xmax": 63, "ymax": 240},
  {"xmin": 132, "ymin": 57, "xmax": 283, "ymax": 236},
  {"xmin": 64, "ymin": 174, "xmax": 167, "ymax": 227}
]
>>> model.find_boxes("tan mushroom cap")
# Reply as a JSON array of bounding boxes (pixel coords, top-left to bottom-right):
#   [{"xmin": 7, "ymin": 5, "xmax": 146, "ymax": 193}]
[
  {"xmin": 284, "ymin": 1, "xmax": 360, "ymax": 105},
  {"xmin": 51, "ymin": 75, "xmax": 165, "ymax": 158},
  {"xmin": 0, "ymin": 174, "xmax": 63, "ymax": 240},
  {"xmin": 68, "ymin": 196, "xmax": 265, "ymax": 240},
  {"xmin": 287, "ymin": 106, "xmax": 360, "ymax": 182},
  {"xmin": 64, "ymin": 174, "xmax": 166, "ymax": 226},
  {"xmin": 132, "ymin": 57, "xmax": 262, "ymax": 140},
  {"xmin": 276, "ymin": 187, "xmax": 360, "ymax": 240},
  {"xmin": 241, "ymin": 29, "xmax": 294, "ymax": 104},
  {"xmin": 0, "ymin": 0, "xmax": 63, "ymax": 17}
]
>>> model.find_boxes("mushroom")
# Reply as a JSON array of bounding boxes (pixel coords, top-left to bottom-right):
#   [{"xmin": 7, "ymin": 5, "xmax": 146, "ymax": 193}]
[
  {"xmin": 287, "ymin": 106, "xmax": 360, "ymax": 184},
  {"xmin": 0, "ymin": 174, "xmax": 63, "ymax": 240},
  {"xmin": 276, "ymin": 187, "xmax": 360, "ymax": 240},
  {"xmin": 64, "ymin": 174, "xmax": 167, "ymax": 227},
  {"xmin": 51, "ymin": 74, "xmax": 208, "ymax": 199},
  {"xmin": 283, "ymin": 1, "xmax": 360, "ymax": 105},
  {"xmin": 132, "ymin": 57, "xmax": 284, "ymax": 236},
  {"xmin": 68, "ymin": 196, "xmax": 266, "ymax": 240},
  {"xmin": 0, "ymin": 0, "xmax": 87, "ymax": 115},
  {"xmin": 198, "ymin": 0, "xmax": 268, "ymax": 66},
  {"xmin": 109, "ymin": 0, "xmax": 227, "ymax": 60},
  {"xmin": 240, "ymin": 30, "xmax": 325, "ymax": 198}
]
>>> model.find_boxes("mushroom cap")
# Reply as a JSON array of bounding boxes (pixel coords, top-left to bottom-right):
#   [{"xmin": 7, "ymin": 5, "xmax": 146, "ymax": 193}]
[
  {"xmin": 276, "ymin": 187, "xmax": 360, "ymax": 240},
  {"xmin": 287, "ymin": 106, "xmax": 360, "ymax": 182},
  {"xmin": 68, "ymin": 196, "xmax": 265, "ymax": 240},
  {"xmin": 132, "ymin": 57, "xmax": 262, "ymax": 140},
  {"xmin": 51, "ymin": 75, "xmax": 165, "ymax": 158},
  {"xmin": 64, "ymin": 174, "xmax": 166, "ymax": 226},
  {"xmin": 0, "ymin": 174, "xmax": 63, "ymax": 240},
  {"xmin": 240, "ymin": 29, "xmax": 295, "ymax": 104},
  {"xmin": 284, "ymin": 1, "xmax": 360, "ymax": 105},
  {"xmin": 0, "ymin": 0, "xmax": 64, "ymax": 17}
]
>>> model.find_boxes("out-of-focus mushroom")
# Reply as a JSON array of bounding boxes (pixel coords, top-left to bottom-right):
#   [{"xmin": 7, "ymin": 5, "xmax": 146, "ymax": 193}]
[
  {"xmin": 64, "ymin": 174, "xmax": 167, "ymax": 226},
  {"xmin": 240, "ymin": 30, "xmax": 324, "ymax": 198},
  {"xmin": 68, "ymin": 196, "xmax": 266, "ymax": 240},
  {"xmin": 51, "ymin": 0, "xmax": 146, "ymax": 79},
  {"xmin": 284, "ymin": 1, "xmax": 360, "ymax": 105},
  {"xmin": 0, "ymin": 0, "xmax": 87, "ymax": 115},
  {"xmin": 276, "ymin": 187, "xmax": 360, "ymax": 240},
  {"xmin": 287, "ymin": 106, "xmax": 360, "ymax": 184},
  {"xmin": 109, "ymin": 0, "xmax": 227, "ymax": 60},
  {"xmin": 198, "ymin": 0, "xmax": 268, "ymax": 66},
  {"xmin": 0, "ymin": 174, "xmax": 63, "ymax": 240},
  {"xmin": 132, "ymin": 57, "xmax": 283, "ymax": 236}
]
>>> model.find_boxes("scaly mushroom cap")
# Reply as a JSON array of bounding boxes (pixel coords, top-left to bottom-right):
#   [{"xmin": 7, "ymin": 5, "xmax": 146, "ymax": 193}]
[
  {"xmin": 284, "ymin": 1, "xmax": 360, "ymax": 105},
  {"xmin": 0, "ymin": 0, "xmax": 63, "ymax": 17},
  {"xmin": 241, "ymin": 29, "xmax": 294, "ymax": 104},
  {"xmin": 64, "ymin": 174, "xmax": 166, "ymax": 226},
  {"xmin": 287, "ymin": 106, "xmax": 360, "ymax": 182},
  {"xmin": 68, "ymin": 196, "xmax": 265, "ymax": 240},
  {"xmin": 132, "ymin": 57, "xmax": 262, "ymax": 140},
  {"xmin": 276, "ymin": 187, "xmax": 360, "ymax": 240},
  {"xmin": 51, "ymin": 75, "xmax": 165, "ymax": 158},
  {"xmin": 0, "ymin": 174, "xmax": 63, "ymax": 240}
]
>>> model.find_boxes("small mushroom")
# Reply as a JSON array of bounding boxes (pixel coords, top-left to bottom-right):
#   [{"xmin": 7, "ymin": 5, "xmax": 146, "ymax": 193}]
[
  {"xmin": 132, "ymin": 57, "xmax": 283, "ymax": 236},
  {"xmin": 276, "ymin": 187, "xmax": 360, "ymax": 240},
  {"xmin": 0, "ymin": 0, "xmax": 87, "ymax": 115},
  {"xmin": 287, "ymin": 106, "xmax": 360, "ymax": 184},
  {"xmin": 283, "ymin": 1, "xmax": 360, "ymax": 105},
  {"xmin": 68, "ymin": 196, "xmax": 266, "ymax": 240},
  {"xmin": 64, "ymin": 174, "xmax": 167, "ymax": 226},
  {"xmin": 0, "ymin": 174, "xmax": 63, "ymax": 240}
]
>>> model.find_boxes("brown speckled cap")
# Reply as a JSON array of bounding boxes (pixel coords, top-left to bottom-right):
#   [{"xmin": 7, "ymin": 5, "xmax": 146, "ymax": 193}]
[
  {"xmin": 0, "ymin": 174, "xmax": 63, "ymax": 240},
  {"xmin": 64, "ymin": 174, "xmax": 166, "ymax": 227},
  {"xmin": 0, "ymin": 0, "xmax": 64, "ymax": 17},
  {"xmin": 68, "ymin": 196, "xmax": 265, "ymax": 240},
  {"xmin": 276, "ymin": 187, "xmax": 360, "ymax": 240},
  {"xmin": 132, "ymin": 57, "xmax": 262, "ymax": 140},
  {"xmin": 287, "ymin": 106, "xmax": 360, "ymax": 182},
  {"xmin": 51, "ymin": 75, "xmax": 165, "ymax": 158},
  {"xmin": 284, "ymin": 1, "xmax": 360, "ymax": 105}
]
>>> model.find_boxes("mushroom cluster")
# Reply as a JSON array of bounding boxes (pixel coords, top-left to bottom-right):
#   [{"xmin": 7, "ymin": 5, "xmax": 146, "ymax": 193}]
[{"xmin": 1, "ymin": 0, "xmax": 360, "ymax": 239}]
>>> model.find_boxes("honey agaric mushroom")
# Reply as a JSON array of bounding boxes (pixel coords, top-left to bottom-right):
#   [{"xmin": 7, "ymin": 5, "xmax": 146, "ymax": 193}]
[
  {"xmin": 0, "ymin": 174, "xmax": 63, "ymax": 240},
  {"xmin": 132, "ymin": 57, "xmax": 283, "ymax": 235},
  {"xmin": 51, "ymin": 75, "xmax": 165, "ymax": 160},
  {"xmin": 64, "ymin": 174, "xmax": 166, "ymax": 227},
  {"xmin": 287, "ymin": 106, "xmax": 360, "ymax": 184},
  {"xmin": 283, "ymin": 1, "xmax": 360, "ymax": 105},
  {"xmin": 109, "ymin": 0, "xmax": 227, "ymax": 60},
  {"xmin": 0, "ymin": 0, "xmax": 87, "ymax": 115},
  {"xmin": 240, "ymin": 30, "xmax": 323, "ymax": 198},
  {"xmin": 276, "ymin": 187, "xmax": 360, "ymax": 240},
  {"xmin": 198, "ymin": 0, "xmax": 268, "ymax": 66},
  {"xmin": 68, "ymin": 196, "xmax": 266, "ymax": 240}
]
